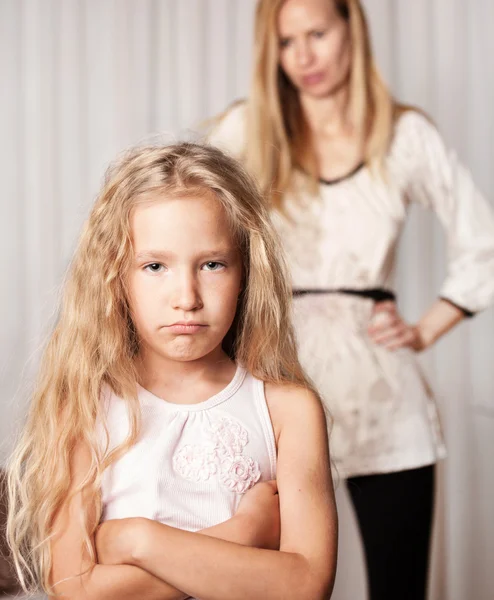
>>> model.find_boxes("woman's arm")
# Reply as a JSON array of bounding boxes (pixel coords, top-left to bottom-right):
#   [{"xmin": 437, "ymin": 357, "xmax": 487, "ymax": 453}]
[
  {"xmin": 49, "ymin": 441, "xmax": 188, "ymax": 600},
  {"xmin": 97, "ymin": 385, "xmax": 337, "ymax": 600},
  {"xmin": 404, "ymin": 112, "xmax": 494, "ymax": 315},
  {"xmin": 367, "ymin": 114, "xmax": 494, "ymax": 352}
]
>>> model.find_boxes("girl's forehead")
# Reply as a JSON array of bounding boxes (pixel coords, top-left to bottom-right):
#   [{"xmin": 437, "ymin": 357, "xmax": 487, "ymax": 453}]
[
  {"xmin": 130, "ymin": 193, "xmax": 239, "ymax": 251},
  {"xmin": 132, "ymin": 190, "xmax": 227, "ymax": 219},
  {"xmin": 134, "ymin": 186, "xmax": 219, "ymax": 208}
]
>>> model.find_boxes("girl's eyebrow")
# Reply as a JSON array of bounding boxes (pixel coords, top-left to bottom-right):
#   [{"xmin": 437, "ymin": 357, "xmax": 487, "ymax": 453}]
[
  {"xmin": 134, "ymin": 248, "xmax": 236, "ymax": 261},
  {"xmin": 196, "ymin": 248, "xmax": 236, "ymax": 258},
  {"xmin": 134, "ymin": 250, "xmax": 174, "ymax": 262}
]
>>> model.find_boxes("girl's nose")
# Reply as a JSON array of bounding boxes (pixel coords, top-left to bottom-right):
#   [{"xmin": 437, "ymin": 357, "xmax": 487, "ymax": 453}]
[{"xmin": 171, "ymin": 271, "xmax": 203, "ymax": 312}]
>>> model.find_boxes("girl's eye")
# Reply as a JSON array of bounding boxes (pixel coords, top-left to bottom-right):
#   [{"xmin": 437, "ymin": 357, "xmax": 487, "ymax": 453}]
[
  {"xmin": 279, "ymin": 38, "xmax": 292, "ymax": 49},
  {"xmin": 144, "ymin": 263, "xmax": 165, "ymax": 273},
  {"xmin": 202, "ymin": 261, "xmax": 225, "ymax": 272},
  {"xmin": 312, "ymin": 30, "xmax": 327, "ymax": 39}
]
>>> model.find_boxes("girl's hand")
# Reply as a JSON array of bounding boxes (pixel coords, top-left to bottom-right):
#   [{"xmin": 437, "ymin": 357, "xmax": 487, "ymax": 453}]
[
  {"xmin": 95, "ymin": 517, "xmax": 149, "ymax": 566},
  {"xmin": 235, "ymin": 480, "xmax": 280, "ymax": 550},
  {"xmin": 368, "ymin": 301, "xmax": 426, "ymax": 352}
]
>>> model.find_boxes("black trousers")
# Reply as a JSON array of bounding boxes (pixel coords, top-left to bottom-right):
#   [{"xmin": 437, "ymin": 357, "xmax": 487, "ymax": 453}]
[{"xmin": 346, "ymin": 465, "xmax": 435, "ymax": 600}]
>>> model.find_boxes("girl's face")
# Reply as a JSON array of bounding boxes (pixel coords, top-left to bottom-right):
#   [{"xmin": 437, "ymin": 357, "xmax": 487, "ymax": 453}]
[
  {"xmin": 127, "ymin": 193, "xmax": 243, "ymax": 366},
  {"xmin": 277, "ymin": 0, "xmax": 351, "ymax": 99}
]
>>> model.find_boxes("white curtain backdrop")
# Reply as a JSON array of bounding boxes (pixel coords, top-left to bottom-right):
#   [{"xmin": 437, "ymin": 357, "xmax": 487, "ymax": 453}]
[{"xmin": 1, "ymin": 1, "xmax": 492, "ymax": 599}]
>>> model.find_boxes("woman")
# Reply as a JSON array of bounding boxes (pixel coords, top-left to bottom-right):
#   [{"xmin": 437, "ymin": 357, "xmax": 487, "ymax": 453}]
[{"xmin": 208, "ymin": 0, "xmax": 494, "ymax": 599}]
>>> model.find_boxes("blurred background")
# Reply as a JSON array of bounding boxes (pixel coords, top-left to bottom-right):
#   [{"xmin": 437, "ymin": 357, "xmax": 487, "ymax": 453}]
[{"xmin": 0, "ymin": 1, "xmax": 493, "ymax": 598}]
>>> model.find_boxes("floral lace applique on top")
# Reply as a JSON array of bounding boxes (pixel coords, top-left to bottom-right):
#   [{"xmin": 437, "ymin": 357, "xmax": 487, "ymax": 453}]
[{"xmin": 173, "ymin": 416, "xmax": 261, "ymax": 494}]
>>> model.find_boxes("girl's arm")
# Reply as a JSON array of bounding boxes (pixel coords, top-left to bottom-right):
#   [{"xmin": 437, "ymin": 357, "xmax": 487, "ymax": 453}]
[
  {"xmin": 97, "ymin": 385, "xmax": 338, "ymax": 600},
  {"xmin": 49, "ymin": 441, "xmax": 188, "ymax": 600},
  {"xmin": 50, "ymin": 443, "xmax": 279, "ymax": 600},
  {"xmin": 198, "ymin": 479, "xmax": 279, "ymax": 549}
]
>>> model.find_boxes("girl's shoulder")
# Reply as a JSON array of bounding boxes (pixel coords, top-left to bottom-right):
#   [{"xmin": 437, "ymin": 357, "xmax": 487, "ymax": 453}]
[
  {"xmin": 264, "ymin": 382, "xmax": 327, "ymax": 446},
  {"xmin": 207, "ymin": 99, "xmax": 247, "ymax": 157}
]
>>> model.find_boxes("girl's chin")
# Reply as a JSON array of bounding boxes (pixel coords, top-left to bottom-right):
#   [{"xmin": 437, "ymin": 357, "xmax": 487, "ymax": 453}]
[{"xmin": 163, "ymin": 342, "xmax": 224, "ymax": 364}]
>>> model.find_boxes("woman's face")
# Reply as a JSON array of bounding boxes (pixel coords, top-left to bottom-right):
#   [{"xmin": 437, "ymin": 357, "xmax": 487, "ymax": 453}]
[{"xmin": 277, "ymin": 0, "xmax": 351, "ymax": 99}]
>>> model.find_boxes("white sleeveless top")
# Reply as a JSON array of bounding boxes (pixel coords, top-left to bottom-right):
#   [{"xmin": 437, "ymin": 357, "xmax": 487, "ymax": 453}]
[{"xmin": 99, "ymin": 366, "xmax": 277, "ymax": 533}]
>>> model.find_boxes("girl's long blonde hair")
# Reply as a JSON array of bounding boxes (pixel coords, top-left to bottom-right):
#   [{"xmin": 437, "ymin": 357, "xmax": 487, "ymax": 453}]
[
  {"xmin": 244, "ymin": 0, "xmax": 409, "ymax": 208},
  {"xmin": 7, "ymin": 143, "xmax": 315, "ymax": 594}
]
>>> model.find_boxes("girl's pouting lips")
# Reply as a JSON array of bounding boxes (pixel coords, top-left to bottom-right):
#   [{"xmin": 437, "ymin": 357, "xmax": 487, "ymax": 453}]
[{"xmin": 165, "ymin": 322, "xmax": 208, "ymax": 334}]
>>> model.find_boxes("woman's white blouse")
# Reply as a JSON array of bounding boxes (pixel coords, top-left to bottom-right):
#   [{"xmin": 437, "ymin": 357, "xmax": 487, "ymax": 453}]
[{"xmin": 209, "ymin": 103, "xmax": 494, "ymax": 477}]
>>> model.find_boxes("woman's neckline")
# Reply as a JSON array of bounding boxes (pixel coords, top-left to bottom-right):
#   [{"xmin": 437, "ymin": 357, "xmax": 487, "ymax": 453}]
[
  {"xmin": 318, "ymin": 161, "xmax": 366, "ymax": 185},
  {"xmin": 137, "ymin": 363, "xmax": 246, "ymax": 412}
]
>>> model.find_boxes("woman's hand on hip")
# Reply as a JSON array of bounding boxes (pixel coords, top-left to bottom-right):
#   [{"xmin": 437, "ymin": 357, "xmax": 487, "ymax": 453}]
[{"xmin": 368, "ymin": 301, "xmax": 426, "ymax": 352}]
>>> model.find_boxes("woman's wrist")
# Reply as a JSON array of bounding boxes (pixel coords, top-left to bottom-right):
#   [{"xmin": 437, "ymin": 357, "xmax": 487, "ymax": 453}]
[
  {"xmin": 415, "ymin": 298, "xmax": 466, "ymax": 351},
  {"xmin": 413, "ymin": 322, "xmax": 434, "ymax": 351}
]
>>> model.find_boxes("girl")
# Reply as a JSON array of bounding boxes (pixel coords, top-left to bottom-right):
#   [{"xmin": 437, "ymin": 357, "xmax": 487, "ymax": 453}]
[
  {"xmin": 207, "ymin": 0, "xmax": 494, "ymax": 599},
  {"xmin": 7, "ymin": 143, "xmax": 337, "ymax": 599}
]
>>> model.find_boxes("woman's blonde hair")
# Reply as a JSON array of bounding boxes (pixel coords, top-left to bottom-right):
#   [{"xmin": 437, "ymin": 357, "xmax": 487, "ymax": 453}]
[
  {"xmin": 7, "ymin": 143, "xmax": 315, "ymax": 594},
  {"xmin": 244, "ymin": 0, "xmax": 408, "ymax": 208}
]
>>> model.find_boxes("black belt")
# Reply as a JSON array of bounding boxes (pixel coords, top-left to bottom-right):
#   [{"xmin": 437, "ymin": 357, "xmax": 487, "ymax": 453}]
[{"xmin": 292, "ymin": 287, "xmax": 396, "ymax": 303}]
